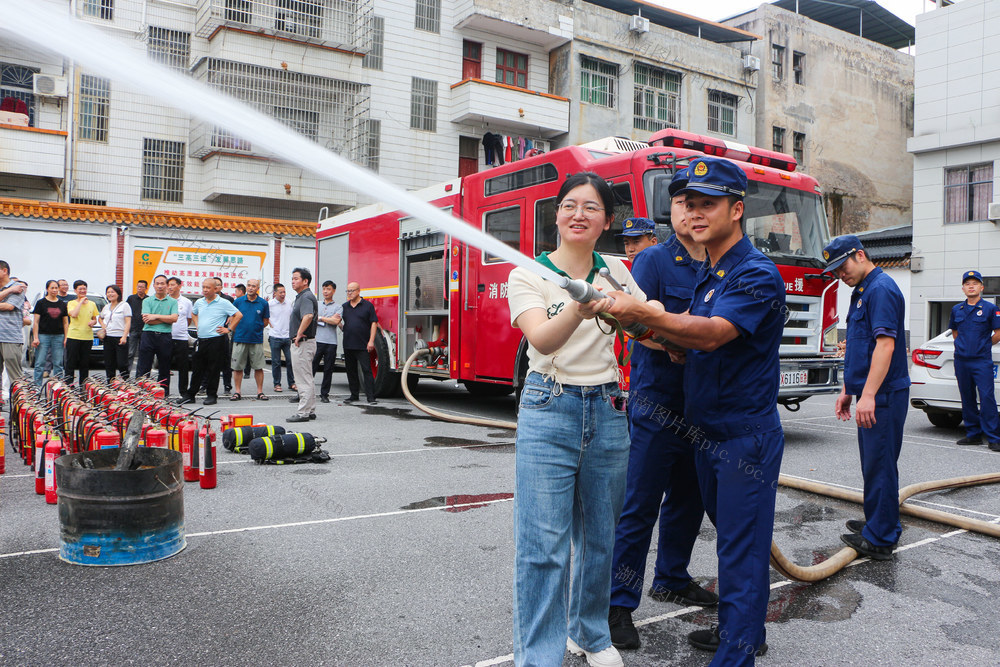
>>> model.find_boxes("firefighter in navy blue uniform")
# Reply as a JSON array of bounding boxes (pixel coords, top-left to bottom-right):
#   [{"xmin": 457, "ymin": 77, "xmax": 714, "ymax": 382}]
[
  {"xmin": 949, "ymin": 270, "xmax": 1000, "ymax": 450},
  {"xmin": 607, "ymin": 170, "xmax": 718, "ymax": 651},
  {"xmin": 824, "ymin": 235, "xmax": 910, "ymax": 561},
  {"xmin": 605, "ymin": 156, "xmax": 785, "ymax": 665}
]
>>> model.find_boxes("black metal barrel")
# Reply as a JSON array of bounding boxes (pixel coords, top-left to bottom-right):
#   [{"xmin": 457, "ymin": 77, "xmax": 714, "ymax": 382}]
[{"xmin": 55, "ymin": 448, "xmax": 185, "ymax": 566}]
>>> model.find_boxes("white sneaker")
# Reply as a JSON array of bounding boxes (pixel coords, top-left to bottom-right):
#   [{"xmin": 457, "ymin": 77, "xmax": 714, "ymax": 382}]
[{"xmin": 566, "ymin": 637, "xmax": 624, "ymax": 667}]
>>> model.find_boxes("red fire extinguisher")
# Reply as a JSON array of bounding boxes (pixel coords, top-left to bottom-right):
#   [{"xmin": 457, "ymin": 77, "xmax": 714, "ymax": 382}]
[
  {"xmin": 146, "ymin": 428, "xmax": 168, "ymax": 449},
  {"xmin": 35, "ymin": 432, "xmax": 48, "ymax": 495},
  {"xmin": 199, "ymin": 425, "xmax": 217, "ymax": 489},
  {"xmin": 94, "ymin": 430, "xmax": 120, "ymax": 450},
  {"xmin": 44, "ymin": 435, "xmax": 62, "ymax": 504},
  {"xmin": 0, "ymin": 415, "xmax": 6, "ymax": 475},
  {"xmin": 180, "ymin": 422, "xmax": 199, "ymax": 482}
]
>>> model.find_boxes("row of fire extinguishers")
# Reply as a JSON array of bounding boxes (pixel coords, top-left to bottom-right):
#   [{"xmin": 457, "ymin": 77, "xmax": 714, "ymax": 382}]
[{"xmin": 5, "ymin": 375, "xmax": 223, "ymax": 504}]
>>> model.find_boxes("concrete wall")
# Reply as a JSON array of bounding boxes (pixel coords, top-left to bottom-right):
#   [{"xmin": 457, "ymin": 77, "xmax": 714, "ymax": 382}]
[
  {"xmin": 727, "ymin": 4, "xmax": 914, "ymax": 236},
  {"xmin": 908, "ymin": 0, "xmax": 1000, "ymax": 347},
  {"xmin": 555, "ymin": 2, "xmax": 756, "ymax": 148}
]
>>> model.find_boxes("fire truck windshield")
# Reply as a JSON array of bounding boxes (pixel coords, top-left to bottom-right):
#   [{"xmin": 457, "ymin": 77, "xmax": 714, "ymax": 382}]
[{"xmin": 743, "ymin": 182, "xmax": 829, "ymax": 268}]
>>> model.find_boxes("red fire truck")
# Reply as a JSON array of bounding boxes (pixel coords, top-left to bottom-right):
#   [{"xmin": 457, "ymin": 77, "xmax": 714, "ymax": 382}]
[{"xmin": 316, "ymin": 129, "xmax": 841, "ymax": 406}]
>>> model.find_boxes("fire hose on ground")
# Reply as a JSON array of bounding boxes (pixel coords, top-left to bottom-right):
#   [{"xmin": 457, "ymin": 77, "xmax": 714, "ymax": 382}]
[{"xmin": 400, "ymin": 348, "xmax": 1000, "ymax": 583}]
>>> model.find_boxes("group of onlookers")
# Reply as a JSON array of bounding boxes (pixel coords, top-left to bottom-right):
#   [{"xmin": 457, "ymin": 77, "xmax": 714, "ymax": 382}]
[{"xmin": 0, "ymin": 259, "xmax": 382, "ymax": 418}]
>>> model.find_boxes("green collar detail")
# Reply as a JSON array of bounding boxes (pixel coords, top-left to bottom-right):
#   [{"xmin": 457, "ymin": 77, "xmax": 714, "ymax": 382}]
[{"xmin": 535, "ymin": 252, "xmax": 609, "ymax": 284}]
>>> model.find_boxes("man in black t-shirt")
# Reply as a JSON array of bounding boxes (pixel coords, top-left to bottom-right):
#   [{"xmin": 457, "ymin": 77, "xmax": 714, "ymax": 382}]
[
  {"xmin": 341, "ymin": 281, "xmax": 379, "ymax": 405},
  {"xmin": 126, "ymin": 280, "xmax": 148, "ymax": 376}
]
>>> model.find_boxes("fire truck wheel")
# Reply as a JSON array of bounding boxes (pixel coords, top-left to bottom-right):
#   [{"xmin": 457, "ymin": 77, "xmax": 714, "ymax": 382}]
[
  {"xmin": 372, "ymin": 334, "xmax": 401, "ymax": 398},
  {"xmin": 463, "ymin": 381, "xmax": 514, "ymax": 398}
]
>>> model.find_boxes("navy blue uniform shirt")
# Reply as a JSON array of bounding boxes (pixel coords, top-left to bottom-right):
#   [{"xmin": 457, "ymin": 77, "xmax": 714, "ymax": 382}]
[
  {"xmin": 684, "ymin": 235, "xmax": 785, "ymax": 440},
  {"xmin": 232, "ymin": 295, "xmax": 270, "ymax": 344},
  {"xmin": 844, "ymin": 267, "xmax": 910, "ymax": 396},
  {"xmin": 950, "ymin": 299, "xmax": 1000, "ymax": 360},
  {"xmin": 630, "ymin": 235, "xmax": 701, "ymax": 409}
]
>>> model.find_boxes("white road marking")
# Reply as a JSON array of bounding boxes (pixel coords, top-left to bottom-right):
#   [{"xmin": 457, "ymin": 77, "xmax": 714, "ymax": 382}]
[{"xmin": 0, "ymin": 497, "xmax": 514, "ymax": 560}]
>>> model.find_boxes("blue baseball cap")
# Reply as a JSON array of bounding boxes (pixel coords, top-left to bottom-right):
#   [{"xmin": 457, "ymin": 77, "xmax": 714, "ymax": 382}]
[
  {"xmin": 962, "ymin": 270, "xmax": 983, "ymax": 283},
  {"xmin": 678, "ymin": 157, "xmax": 748, "ymax": 199},
  {"xmin": 618, "ymin": 217, "xmax": 656, "ymax": 237},
  {"xmin": 668, "ymin": 167, "xmax": 689, "ymax": 198},
  {"xmin": 822, "ymin": 234, "xmax": 864, "ymax": 273}
]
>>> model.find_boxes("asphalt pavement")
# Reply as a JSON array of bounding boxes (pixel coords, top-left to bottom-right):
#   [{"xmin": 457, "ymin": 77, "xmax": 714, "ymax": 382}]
[{"xmin": 2, "ymin": 372, "xmax": 999, "ymax": 666}]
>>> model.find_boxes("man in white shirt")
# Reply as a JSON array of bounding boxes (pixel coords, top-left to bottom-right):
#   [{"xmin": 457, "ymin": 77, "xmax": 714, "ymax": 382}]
[
  {"xmin": 167, "ymin": 277, "xmax": 193, "ymax": 399},
  {"xmin": 267, "ymin": 282, "xmax": 295, "ymax": 393}
]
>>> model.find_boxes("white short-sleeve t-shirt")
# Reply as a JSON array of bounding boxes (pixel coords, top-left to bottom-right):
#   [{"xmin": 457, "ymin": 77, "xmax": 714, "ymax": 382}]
[{"xmin": 508, "ymin": 253, "xmax": 645, "ymax": 386}]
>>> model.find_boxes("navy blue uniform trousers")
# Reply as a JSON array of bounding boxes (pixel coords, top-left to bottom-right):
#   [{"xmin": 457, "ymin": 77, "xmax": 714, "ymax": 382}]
[
  {"xmin": 610, "ymin": 397, "xmax": 704, "ymax": 609},
  {"xmin": 696, "ymin": 427, "xmax": 782, "ymax": 666},
  {"xmin": 954, "ymin": 357, "xmax": 1000, "ymax": 442},
  {"xmin": 857, "ymin": 387, "xmax": 908, "ymax": 547}
]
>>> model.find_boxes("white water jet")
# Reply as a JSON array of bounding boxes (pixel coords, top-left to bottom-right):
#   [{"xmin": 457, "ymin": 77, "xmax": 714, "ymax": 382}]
[{"xmin": 0, "ymin": 4, "xmax": 565, "ymax": 286}]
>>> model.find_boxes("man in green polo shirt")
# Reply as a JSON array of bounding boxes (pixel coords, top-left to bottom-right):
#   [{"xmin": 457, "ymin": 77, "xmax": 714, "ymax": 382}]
[{"xmin": 136, "ymin": 274, "xmax": 178, "ymax": 392}]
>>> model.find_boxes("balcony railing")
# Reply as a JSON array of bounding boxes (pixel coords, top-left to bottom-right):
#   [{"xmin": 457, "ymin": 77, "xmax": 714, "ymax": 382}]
[
  {"xmin": 450, "ymin": 79, "xmax": 569, "ymax": 137},
  {"xmin": 0, "ymin": 124, "xmax": 67, "ymax": 180},
  {"xmin": 196, "ymin": 0, "xmax": 372, "ymax": 52}
]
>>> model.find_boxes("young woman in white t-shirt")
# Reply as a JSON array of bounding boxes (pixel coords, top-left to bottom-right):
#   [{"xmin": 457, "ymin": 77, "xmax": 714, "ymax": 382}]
[
  {"xmin": 506, "ymin": 172, "xmax": 644, "ymax": 667},
  {"xmin": 99, "ymin": 284, "xmax": 131, "ymax": 379}
]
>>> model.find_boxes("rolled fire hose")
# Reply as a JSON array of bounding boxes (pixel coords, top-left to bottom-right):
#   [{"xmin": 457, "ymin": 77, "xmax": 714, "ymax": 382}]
[{"xmin": 400, "ymin": 347, "xmax": 1000, "ymax": 582}]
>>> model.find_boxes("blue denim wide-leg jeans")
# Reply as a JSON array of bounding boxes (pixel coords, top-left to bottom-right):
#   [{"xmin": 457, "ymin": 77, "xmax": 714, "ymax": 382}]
[
  {"xmin": 34, "ymin": 334, "xmax": 64, "ymax": 385},
  {"xmin": 513, "ymin": 372, "xmax": 630, "ymax": 667}
]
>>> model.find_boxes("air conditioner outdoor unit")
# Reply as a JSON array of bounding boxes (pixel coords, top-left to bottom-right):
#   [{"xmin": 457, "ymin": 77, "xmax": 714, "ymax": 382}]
[
  {"xmin": 533, "ymin": 140, "xmax": 549, "ymax": 153},
  {"xmin": 989, "ymin": 202, "xmax": 1000, "ymax": 223},
  {"xmin": 629, "ymin": 15, "xmax": 650, "ymax": 33},
  {"xmin": 743, "ymin": 55, "xmax": 761, "ymax": 72},
  {"xmin": 33, "ymin": 74, "xmax": 68, "ymax": 98}
]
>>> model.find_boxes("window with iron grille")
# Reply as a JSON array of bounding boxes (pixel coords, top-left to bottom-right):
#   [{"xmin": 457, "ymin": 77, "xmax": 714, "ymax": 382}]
[
  {"xmin": 142, "ymin": 138, "xmax": 185, "ymax": 202},
  {"xmin": 415, "ymin": 0, "xmax": 440, "ymax": 33},
  {"xmin": 83, "ymin": 0, "xmax": 113, "ymax": 20},
  {"xmin": 78, "ymin": 74, "xmax": 110, "ymax": 143},
  {"xmin": 364, "ymin": 118, "xmax": 380, "ymax": 171},
  {"xmin": 496, "ymin": 49, "xmax": 528, "ymax": 89},
  {"xmin": 581, "ymin": 56, "xmax": 617, "ymax": 108},
  {"xmin": 771, "ymin": 44, "xmax": 784, "ymax": 80},
  {"xmin": 772, "ymin": 126, "xmax": 785, "ymax": 153},
  {"xmin": 633, "ymin": 62, "xmax": 679, "ymax": 131},
  {"xmin": 410, "ymin": 77, "xmax": 437, "ymax": 132},
  {"xmin": 197, "ymin": 59, "xmax": 370, "ymax": 161},
  {"xmin": 362, "ymin": 16, "xmax": 384, "ymax": 70},
  {"xmin": 945, "ymin": 164, "xmax": 994, "ymax": 224},
  {"xmin": 0, "ymin": 63, "xmax": 38, "ymax": 126},
  {"xmin": 793, "ymin": 51, "xmax": 805, "ymax": 85},
  {"xmin": 225, "ymin": 0, "xmax": 252, "ymax": 23},
  {"xmin": 707, "ymin": 90, "xmax": 738, "ymax": 137},
  {"xmin": 148, "ymin": 27, "xmax": 191, "ymax": 72},
  {"xmin": 275, "ymin": 0, "xmax": 322, "ymax": 38},
  {"xmin": 793, "ymin": 131, "xmax": 805, "ymax": 164}
]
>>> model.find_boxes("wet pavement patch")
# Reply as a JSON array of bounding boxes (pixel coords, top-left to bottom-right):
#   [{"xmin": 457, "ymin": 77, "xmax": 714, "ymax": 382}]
[
  {"xmin": 400, "ymin": 492, "xmax": 514, "ymax": 513},
  {"xmin": 352, "ymin": 404, "xmax": 436, "ymax": 420},
  {"xmin": 487, "ymin": 431, "xmax": 515, "ymax": 438},
  {"xmin": 425, "ymin": 436, "xmax": 487, "ymax": 447}
]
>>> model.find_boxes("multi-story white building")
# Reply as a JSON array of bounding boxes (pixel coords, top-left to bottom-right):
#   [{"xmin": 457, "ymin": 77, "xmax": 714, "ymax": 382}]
[{"xmin": 908, "ymin": 0, "xmax": 1000, "ymax": 346}]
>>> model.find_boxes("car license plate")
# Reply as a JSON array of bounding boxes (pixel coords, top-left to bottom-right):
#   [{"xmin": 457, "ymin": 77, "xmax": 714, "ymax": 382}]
[{"xmin": 780, "ymin": 370, "xmax": 808, "ymax": 386}]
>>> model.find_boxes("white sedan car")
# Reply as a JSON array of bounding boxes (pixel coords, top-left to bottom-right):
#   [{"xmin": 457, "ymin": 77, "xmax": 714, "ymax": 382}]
[{"xmin": 910, "ymin": 330, "xmax": 1000, "ymax": 427}]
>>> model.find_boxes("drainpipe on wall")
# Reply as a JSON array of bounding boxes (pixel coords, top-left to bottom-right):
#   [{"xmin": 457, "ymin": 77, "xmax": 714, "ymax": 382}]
[{"xmin": 64, "ymin": 0, "xmax": 77, "ymax": 203}]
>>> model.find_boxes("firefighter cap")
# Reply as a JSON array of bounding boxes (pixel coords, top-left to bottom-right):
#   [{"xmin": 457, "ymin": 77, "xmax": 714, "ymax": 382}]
[
  {"xmin": 677, "ymin": 157, "xmax": 747, "ymax": 199},
  {"xmin": 962, "ymin": 270, "xmax": 983, "ymax": 284},
  {"xmin": 617, "ymin": 217, "xmax": 656, "ymax": 237},
  {"xmin": 821, "ymin": 234, "xmax": 864, "ymax": 274},
  {"xmin": 668, "ymin": 167, "xmax": 689, "ymax": 198}
]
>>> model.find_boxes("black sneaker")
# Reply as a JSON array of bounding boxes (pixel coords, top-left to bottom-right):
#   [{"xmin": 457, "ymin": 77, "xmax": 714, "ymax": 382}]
[
  {"xmin": 288, "ymin": 395, "xmax": 299, "ymax": 403},
  {"xmin": 956, "ymin": 436, "xmax": 983, "ymax": 446},
  {"xmin": 688, "ymin": 626, "xmax": 767, "ymax": 656},
  {"xmin": 608, "ymin": 606, "xmax": 640, "ymax": 650},
  {"xmin": 367, "ymin": 399, "xmax": 378, "ymax": 405},
  {"xmin": 649, "ymin": 580, "xmax": 719, "ymax": 607},
  {"xmin": 990, "ymin": 442, "xmax": 1000, "ymax": 452},
  {"xmin": 203, "ymin": 397, "xmax": 217, "ymax": 406},
  {"xmin": 320, "ymin": 396, "xmax": 330, "ymax": 403},
  {"xmin": 841, "ymin": 532, "xmax": 895, "ymax": 560},
  {"xmin": 845, "ymin": 519, "xmax": 866, "ymax": 534},
  {"xmin": 309, "ymin": 413, "xmax": 316, "ymax": 420},
  {"xmin": 287, "ymin": 414, "xmax": 310, "ymax": 423},
  {"xmin": 177, "ymin": 395, "xmax": 195, "ymax": 405},
  {"xmin": 344, "ymin": 396, "xmax": 358, "ymax": 404}
]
